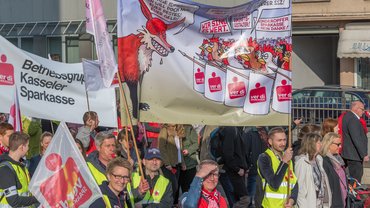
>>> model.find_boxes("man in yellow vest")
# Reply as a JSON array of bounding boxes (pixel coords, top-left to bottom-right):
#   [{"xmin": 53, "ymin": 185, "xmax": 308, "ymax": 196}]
[
  {"xmin": 257, "ymin": 127, "xmax": 298, "ymax": 208},
  {"xmin": 87, "ymin": 132, "xmax": 116, "ymax": 185},
  {"xmin": 132, "ymin": 148, "xmax": 173, "ymax": 207},
  {"xmin": 0, "ymin": 132, "xmax": 39, "ymax": 207}
]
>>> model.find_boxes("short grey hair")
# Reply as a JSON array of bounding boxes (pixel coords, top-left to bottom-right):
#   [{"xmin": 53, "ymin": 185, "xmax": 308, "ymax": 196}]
[{"xmin": 95, "ymin": 132, "xmax": 115, "ymax": 147}]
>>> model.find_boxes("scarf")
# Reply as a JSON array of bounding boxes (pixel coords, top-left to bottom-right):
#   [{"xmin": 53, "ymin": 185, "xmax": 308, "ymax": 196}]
[
  {"xmin": 0, "ymin": 143, "xmax": 9, "ymax": 155},
  {"xmin": 199, "ymin": 187, "xmax": 220, "ymax": 208},
  {"xmin": 312, "ymin": 160, "xmax": 324, "ymax": 199}
]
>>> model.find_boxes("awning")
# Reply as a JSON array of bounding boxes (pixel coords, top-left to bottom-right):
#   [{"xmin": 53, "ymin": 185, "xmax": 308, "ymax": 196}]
[{"xmin": 337, "ymin": 22, "xmax": 370, "ymax": 58}]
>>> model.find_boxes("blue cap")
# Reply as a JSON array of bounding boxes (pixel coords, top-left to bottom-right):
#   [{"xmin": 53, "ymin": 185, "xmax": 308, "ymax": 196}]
[{"xmin": 144, "ymin": 148, "xmax": 162, "ymax": 160}]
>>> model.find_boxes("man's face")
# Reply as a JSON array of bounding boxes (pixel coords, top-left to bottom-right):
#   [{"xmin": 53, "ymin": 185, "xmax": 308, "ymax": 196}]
[
  {"xmin": 354, "ymin": 103, "xmax": 365, "ymax": 117},
  {"xmin": 143, "ymin": 158, "xmax": 161, "ymax": 172},
  {"xmin": 0, "ymin": 130, "xmax": 14, "ymax": 147},
  {"xmin": 20, "ymin": 141, "xmax": 29, "ymax": 157},
  {"xmin": 98, "ymin": 138, "xmax": 116, "ymax": 162},
  {"xmin": 268, "ymin": 132, "xmax": 287, "ymax": 153}
]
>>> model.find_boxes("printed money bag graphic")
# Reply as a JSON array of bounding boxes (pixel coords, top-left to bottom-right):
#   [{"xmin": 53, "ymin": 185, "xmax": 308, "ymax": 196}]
[
  {"xmin": 40, "ymin": 153, "xmax": 92, "ymax": 207},
  {"xmin": 195, "ymin": 68, "xmax": 205, "ymax": 85},
  {"xmin": 228, "ymin": 76, "xmax": 246, "ymax": 99},
  {"xmin": 276, "ymin": 79, "xmax": 291, "ymax": 102},
  {"xmin": 0, "ymin": 54, "xmax": 14, "ymax": 85},
  {"xmin": 208, "ymin": 72, "xmax": 222, "ymax": 92},
  {"xmin": 249, "ymin": 83, "xmax": 266, "ymax": 103}
]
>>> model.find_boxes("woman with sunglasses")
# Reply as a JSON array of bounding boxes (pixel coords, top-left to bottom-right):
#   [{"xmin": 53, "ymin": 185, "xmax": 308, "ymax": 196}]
[{"xmin": 320, "ymin": 132, "xmax": 347, "ymax": 207}]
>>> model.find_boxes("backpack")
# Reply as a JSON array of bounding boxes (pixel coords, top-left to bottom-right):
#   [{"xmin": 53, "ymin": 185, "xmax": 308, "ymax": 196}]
[{"xmin": 209, "ymin": 127, "xmax": 224, "ymax": 164}]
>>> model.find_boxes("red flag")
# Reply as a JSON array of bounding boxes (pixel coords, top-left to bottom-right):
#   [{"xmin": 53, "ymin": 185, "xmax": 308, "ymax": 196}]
[{"xmin": 8, "ymin": 86, "xmax": 22, "ymax": 132}]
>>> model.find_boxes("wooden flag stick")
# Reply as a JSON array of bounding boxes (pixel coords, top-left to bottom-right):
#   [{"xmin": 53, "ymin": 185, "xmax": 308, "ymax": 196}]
[
  {"xmin": 116, "ymin": 72, "xmax": 144, "ymax": 178},
  {"xmin": 286, "ymin": 113, "xmax": 292, "ymax": 201}
]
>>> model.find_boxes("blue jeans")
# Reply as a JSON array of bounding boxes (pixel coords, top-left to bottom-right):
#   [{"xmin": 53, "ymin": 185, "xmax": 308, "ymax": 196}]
[{"xmin": 247, "ymin": 173, "xmax": 257, "ymax": 205}]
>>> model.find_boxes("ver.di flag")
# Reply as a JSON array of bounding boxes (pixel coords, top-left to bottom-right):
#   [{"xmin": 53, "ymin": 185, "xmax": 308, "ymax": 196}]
[
  {"xmin": 29, "ymin": 122, "xmax": 102, "ymax": 207},
  {"xmin": 85, "ymin": 0, "xmax": 117, "ymax": 89},
  {"xmin": 8, "ymin": 86, "xmax": 22, "ymax": 131}
]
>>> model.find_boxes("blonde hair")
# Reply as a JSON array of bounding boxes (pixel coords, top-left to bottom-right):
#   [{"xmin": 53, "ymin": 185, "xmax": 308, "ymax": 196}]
[{"xmin": 321, "ymin": 132, "xmax": 340, "ymax": 156}]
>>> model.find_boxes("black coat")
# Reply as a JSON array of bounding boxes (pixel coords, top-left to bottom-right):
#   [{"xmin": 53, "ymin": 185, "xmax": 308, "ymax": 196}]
[
  {"xmin": 243, "ymin": 128, "xmax": 268, "ymax": 175},
  {"xmin": 341, "ymin": 111, "xmax": 368, "ymax": 161},
  {"xmin": 221, "ymin": 127, "xmax": 248, "ymax": 173},
  {"xmin": 322, "ymin": 156, "xmax": 345, "ymax": 208}
]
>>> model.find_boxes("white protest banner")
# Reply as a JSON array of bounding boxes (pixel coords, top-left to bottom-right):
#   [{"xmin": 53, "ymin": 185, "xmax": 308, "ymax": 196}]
[
  {"xmin": 0, "ymin": 36, "xmax": 117, "ymax": 127},
  {"xmin": 30, "ymin": 122, "xmax": 102, "ymax": 207},
  {"xmin": 118, "ymin": 0, "xmax": 292, "ymax": 125}
]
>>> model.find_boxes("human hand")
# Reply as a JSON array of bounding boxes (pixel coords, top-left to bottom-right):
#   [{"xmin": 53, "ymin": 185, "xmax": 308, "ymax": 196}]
[
  {"xmin": 364, "ymin": 155, "xmax": 369, "ymax": 162},
  {"xmin": 294, "ymin": 118, "xmax": 303, "ymax": 126},
  {"xmin": 138, "ymin": 179, "xmax": 149, "ymax": 195},
  {"xmin": 284, "ymin": 199, "xmax": 294, "ymax": 208},
  {"xmin": 237, "ymin": 169, "xmax": 245, "ymax": 176},
  {"xmin": 282, "ymin": 148, "xmax": 293, "ymax": 164},
  {"xmin": 196, "ymin": 164, "xmax": 218, "ymax": 179},
  {"xmin": 182, "ymin": 149, "xmax": 189, "ymax": 156},
  {"xmin": 166, "ymin": 165, "xmax": 172, "ymax": 171}
]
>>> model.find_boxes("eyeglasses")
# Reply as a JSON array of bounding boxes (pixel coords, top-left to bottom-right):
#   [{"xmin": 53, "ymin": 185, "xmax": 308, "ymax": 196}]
[
  {"xmin": 111, "ymin": 173, "xmax": 131, "ymax": 181},
  {"xmin": 332, "ymin": 142, "xmax": 342, "ymax": 147},
  {"xmin": 206, "ymin": 172, "xmax": 220, "ymax": 179}
]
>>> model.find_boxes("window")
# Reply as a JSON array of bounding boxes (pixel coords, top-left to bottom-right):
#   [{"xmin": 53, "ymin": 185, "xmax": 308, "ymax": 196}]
[{"xmin": 66, "ymin": 37, "xmax": 80, "ymax": 63}]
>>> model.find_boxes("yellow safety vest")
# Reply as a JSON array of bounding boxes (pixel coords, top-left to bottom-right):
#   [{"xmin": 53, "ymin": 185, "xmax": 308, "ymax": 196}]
[
  {"xmin": 258, "ymin": 149, "xmax": 297, "ymax": 208},
  {"xmin": 132, "ymin": 172, "xmax": 169, "ymax": 204},
  {"xmin": 87, "ymin": 161, "xmax": 107, "ymax": 185},
  {"xmin": 0, "ymin": 161, "xmax": 31, "ymax": 207}
]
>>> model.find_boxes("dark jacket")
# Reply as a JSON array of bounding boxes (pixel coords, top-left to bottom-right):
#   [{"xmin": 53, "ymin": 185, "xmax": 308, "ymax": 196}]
[
  {"xmin": 0, "ymin": 154, "xmax": 39, "ymax": 207},
  {"xmin": 222, "ymin": 126, "xmax": 248, "ymax": 173},
  {"xmin": 341, "ymin": 111, "xmax": 368, "ymax": 161},
  {"xmin": 91, "ymin": 181, "xmax": 133, "ymax": 208},
  {"xmin": 28, "ymin": 154, "xmax": 42, "ymax": 177},
  {"xmin": 322, "ymin": 156, "xmax": 344, "ymax": 208},
  {"xmin": 243, "ymin": 127, "xmax": 268, "ymax": 175}
]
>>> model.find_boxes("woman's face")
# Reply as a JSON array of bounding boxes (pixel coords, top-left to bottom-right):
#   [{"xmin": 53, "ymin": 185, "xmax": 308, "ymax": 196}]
[
  {"xmin": 329, "ymin": 137, "xmax": 341, "ymax": 154},
  {"xmin": 202, "ymin": 165, "xmax": 219, "ymax": 192},
  {"xmin": 333, "ymin": 124, "xmax": 339, "ymax": 134},
  {"xmin": 315, "ymin": 140, "xmax": 322, "ymax": 154}
]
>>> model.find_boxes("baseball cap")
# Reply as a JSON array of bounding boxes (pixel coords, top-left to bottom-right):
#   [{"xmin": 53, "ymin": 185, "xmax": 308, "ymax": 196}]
[{"xmin": 144, "ymin": 148, "xmax": 162, "ymax": 160}]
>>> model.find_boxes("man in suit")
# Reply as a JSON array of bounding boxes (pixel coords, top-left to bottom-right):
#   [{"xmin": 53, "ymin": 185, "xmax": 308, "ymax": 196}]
[{"xmin": 341, "ymin": 101, "xmax": 369, "ymax": 182}]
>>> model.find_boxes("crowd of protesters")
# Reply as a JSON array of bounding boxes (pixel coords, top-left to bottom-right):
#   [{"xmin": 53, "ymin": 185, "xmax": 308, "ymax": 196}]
[{"xmin": 0, "ymin": 100, "xmax": 368, "ymax": 207}]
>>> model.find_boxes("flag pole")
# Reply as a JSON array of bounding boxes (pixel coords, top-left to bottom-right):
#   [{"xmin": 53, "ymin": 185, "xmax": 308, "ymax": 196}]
[{"xmin": 117, "ymin": 72, "xmax": 144, "ymax": 178}]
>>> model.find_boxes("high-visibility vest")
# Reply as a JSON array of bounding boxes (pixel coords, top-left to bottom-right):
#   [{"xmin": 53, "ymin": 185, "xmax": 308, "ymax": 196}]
[
  {"xmin": 87, "ymin": 161, "xmax": 107, "ymax": 185},
  {"xmin": 258, "ymin": 149, "xmax": 297, "ymax": 208},
  {"xmin": 102, "ymin": 183, "xmax": 135, "ymax": 208},
  {"xmin": 132, "ymin": 172, "xmax": 169, "ymax": 204},
  {"xmin": 0, "ymin": 161, "xmax": 31, "ymax": 207}
]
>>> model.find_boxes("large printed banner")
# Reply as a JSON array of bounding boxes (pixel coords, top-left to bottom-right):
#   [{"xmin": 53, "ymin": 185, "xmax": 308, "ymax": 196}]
[
  {"xmin": 0, "ymin": 36, "xmax": 117, "ymax": 127},
  {"xmin": 118, "ymin": 0, "xmax": 292, "ymax": 126}
]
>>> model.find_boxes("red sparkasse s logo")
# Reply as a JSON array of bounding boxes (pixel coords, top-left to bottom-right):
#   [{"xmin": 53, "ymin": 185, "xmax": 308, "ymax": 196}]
[
  {"xmin": 40, "ymin": 154, "xmax": 92, "ymax": 207},
  {"xmin": 0, "ymin": 54, "xmax": 15, "ymax": 85}
]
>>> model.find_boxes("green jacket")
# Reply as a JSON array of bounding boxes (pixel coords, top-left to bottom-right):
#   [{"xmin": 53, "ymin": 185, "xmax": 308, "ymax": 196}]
[{"xmin": 182, "ymin": 125, "xmax": 199, "ymax": 170}]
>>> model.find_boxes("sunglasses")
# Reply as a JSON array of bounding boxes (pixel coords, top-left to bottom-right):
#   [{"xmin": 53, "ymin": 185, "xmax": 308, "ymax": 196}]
[{"xmin": 332, "ymin": 142, "xmax": 342, "ymax": 147}]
